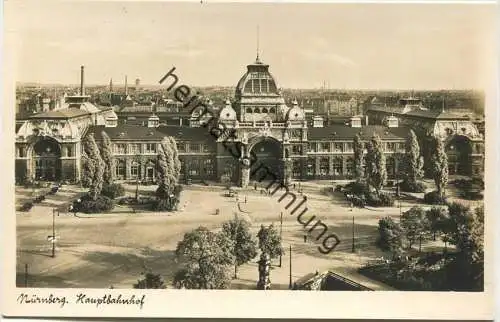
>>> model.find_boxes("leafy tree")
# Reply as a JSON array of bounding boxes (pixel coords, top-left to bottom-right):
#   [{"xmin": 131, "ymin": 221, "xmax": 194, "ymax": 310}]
[
  {"xmin": 425, "ymin": 206, "xmax": 447, "ymax": 240},
  {"xmin": 173, "ymin": 227, "xmax": 234, "ymax": 289},
  {"xmin": 365, "ymin": 134, "xmax": 387, "ymax": 194},
  {"xmin": 100, "ymin": 131, "xmax": 115, "ymax": 186},
  {"xmin": 82, "ymin": 133, "xmax": 105, "ymax": 200},
  {"xmin": 402, "ymin": 130, "xmax": 424, "ymax": 189},
  {"xmin": 353, "ymin": 133, "xmax": 364, "ymax": 179},
  {"xmin": 430, "ymin": 137, "xmax": 448, "ymax": 198},
  {"xmin": 220, "ymin": 216, "xmax": 258, "ymax": 278},
  {"xmin": 401, "ymin": 206, "xmax": 428, "ymax": 249},
  {"xmin": 167, "ymin": 136, "xmax": 181, "ymax": 181},
  {"xmin": 257, "ymin": 224, "xmax": 283, "ymax": 260},
  {"xmin": 80, "ymin": 148, "xmax": 94, "ymax": 188},
  {"xmin": 155, "ymin": 138, "xmax": 181, "ymax": 210},
  {"xmin": 441, "ymin": 202, "xmax": 484, "ymax": 291},
  {"xmin": 133, "ymin": 272, "xmax": 167, "ymax": 289},
  {"xmin": 376, "ymin": 217, "xmax": 403, "ymax": 258}
]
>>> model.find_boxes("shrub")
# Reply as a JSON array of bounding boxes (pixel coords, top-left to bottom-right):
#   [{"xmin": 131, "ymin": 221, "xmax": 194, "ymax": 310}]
[
  {"xmin": 20, "ymin": 202, "xmax": 33, "ymax": 212},
  {"xmin": 101, "ymin": 183, "xmax": 125, "ymax": 199},
  {"xmin": 334, "ymin": 185, "xmax": 343, "ymax": 192},
  {"xmin": 424, "ymin": 190, "xmax": 447, "ymax": 205},
  {"xmin": 75, "ymin": 194, "xmax": 114, "ymax": 213},
  {"xmin": 399, "ymin": 180, "xmax": 427, "ymax": 193},
  {"xmin": 366, "ymin": 192, "xmax": 395, "ymax": 207},
  {"xmin": 33, "ymin": 195, "xmax": 46, "ymax": 203},
  {"xmin": 344, "ymin": 181, "xmax": 370, "ymax": 195}
]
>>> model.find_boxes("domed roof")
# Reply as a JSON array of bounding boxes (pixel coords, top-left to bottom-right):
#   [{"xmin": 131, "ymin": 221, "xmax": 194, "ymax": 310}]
[
  {"xmin": 219, "ymin": 99, "xmax": 237, "ymax": 121},
  {"xmin": 286, "ymin": 99, "xmax": 305, "ymax": 121},
  {"xmin": 235, "ymin": 57, "xmax": 280, "ymax": 97}
]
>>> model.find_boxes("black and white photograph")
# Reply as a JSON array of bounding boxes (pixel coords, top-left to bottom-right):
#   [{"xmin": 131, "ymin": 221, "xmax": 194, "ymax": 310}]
[{"xmin": 1, "ymin": 0, "xmax": 496, "ymax": 319}]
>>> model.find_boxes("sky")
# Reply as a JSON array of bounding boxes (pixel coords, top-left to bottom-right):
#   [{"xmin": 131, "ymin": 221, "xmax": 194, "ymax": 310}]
[{"xmin": 4, "ymin": 0, "xmax": 496, "ymax": 90}]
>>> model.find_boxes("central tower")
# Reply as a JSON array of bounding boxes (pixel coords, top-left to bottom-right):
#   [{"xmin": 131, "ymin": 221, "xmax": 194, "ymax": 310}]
[{"xmin": 234, "ymin": 56, "xmax": 287, "ymax": 122}]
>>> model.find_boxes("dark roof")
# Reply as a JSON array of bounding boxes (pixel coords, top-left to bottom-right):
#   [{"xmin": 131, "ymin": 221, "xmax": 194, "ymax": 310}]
[
  {"xmin": 88, "ymin": 124, "xmax": 214, "ymax": 142},
  {"xmin": 30, "ymin": 109, "xmax": 90, "ymax": 119},
  {"xmin": 16, "ymin": 123, "xmax": 23, "ymax": 132},
  {"xmin": 308, "ymin": 125, "xmax": 410, "ymax": 141},
  {"xmin": 367, "ymin": 105, "xmax": 468, "ymax": 120}
]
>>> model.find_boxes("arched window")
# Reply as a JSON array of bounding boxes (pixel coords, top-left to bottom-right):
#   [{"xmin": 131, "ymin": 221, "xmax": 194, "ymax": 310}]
[
  {"xmin": 346, "ymin": 157, "xmax": 354, "ymax": 175},
  {"xmin": 333, "ymin": 158, "xmax": 343, "ymax": 176},
  {"xmin": 254, "ymin": 108, "xmax": 261, "ymax": 114},
  {"xmin": 262, "ymin": 108, "xmax": 268, "ymax": 113},
  {"xmin": 319, "ymin": 158, "xmax": 329, "ymax": 176},
  {"xmin": 246, "ymin": 107, "xmax": 252, "ymax": 113},
  {"xmin": 131, "ymin": 161, "xmax": 139, "ymax": 178},
  {"xmin": 386, "ymin": 157, "xmax": 395, "ymax": 176},
  {"xmin": 204, "ymin": 159, "xmax": 214, "ymax": 176},
  {"xmin": 67, "ymin": 147, "xmax": 72, "ymax": 157},
  {"xmin": 307, "ymin": 158, "xmax": 315, "ymax": 176},
  {"xmin": 115, "ymin": 160, "xmax": 126, "ymax": 178},
  {"xmin": 270, "ymin": 107, "xmax": 276, "ymax": 113},
  {"xmin": 292, "ymin": 160, "xmax": 301, "ymax": 178}
]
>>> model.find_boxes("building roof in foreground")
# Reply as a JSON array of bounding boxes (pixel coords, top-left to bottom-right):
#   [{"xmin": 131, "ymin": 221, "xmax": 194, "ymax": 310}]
[
  {"xmin": 308, "ymin": 125, "xmax": 410, "ymax": 141},
  {"xmin": 88, "ymin": 124, "xmax": 215, "ymax": 142},
  {"xmin": 29, "ymin": 109, "xmax": 91, "ymax": 119}
]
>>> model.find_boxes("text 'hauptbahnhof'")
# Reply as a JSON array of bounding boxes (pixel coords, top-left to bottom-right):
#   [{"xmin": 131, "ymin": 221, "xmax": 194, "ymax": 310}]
[{"xmin": 15, "ymin": 56, "xmax": 484, "ymax": 187}]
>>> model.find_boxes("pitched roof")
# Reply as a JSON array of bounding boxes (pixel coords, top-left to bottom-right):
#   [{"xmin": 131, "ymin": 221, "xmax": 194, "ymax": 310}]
[
  {"xmin": 88, "ymin": 124, "xmax": 215, "ymax": 142},
  {"xmin": 30, "ymin": 109, "xmax": 90, "ymax": 119},
  {"xmin": 367, "ymin": 105, "xmax": 468, "ymax": 120},
  {"xmin": 308, "ymin": 125, "xmax": 410, "ymax": 141}
]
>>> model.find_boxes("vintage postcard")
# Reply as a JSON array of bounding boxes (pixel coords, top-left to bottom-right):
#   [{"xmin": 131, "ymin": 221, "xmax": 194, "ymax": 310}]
[{"xmin": 1, "ymin": 0, "xmax": 496, "ymax": 319}]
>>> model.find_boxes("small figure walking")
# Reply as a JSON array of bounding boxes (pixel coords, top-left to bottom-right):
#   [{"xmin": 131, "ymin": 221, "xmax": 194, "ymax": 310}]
[
  {"xmin": 303, "ymin": 235, "xmax": 307, "ymax": 243},
  {"xmin": 245, "ymin": 196, "xmax": 247, "ymax": 203},
  {"xmin": 254, "ymin": 183, "xmax": 257, "ymax": 190}
]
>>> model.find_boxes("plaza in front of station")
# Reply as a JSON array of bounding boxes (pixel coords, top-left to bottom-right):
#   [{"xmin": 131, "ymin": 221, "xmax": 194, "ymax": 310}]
[{"xmin": 16, "ymin": 179, "xmax": 472, "ymax": 290}]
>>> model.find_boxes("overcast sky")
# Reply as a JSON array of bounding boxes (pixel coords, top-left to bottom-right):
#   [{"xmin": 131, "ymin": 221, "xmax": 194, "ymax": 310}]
[{"xmin": 5, "ymin": 1, "xmax": 496, "ymax": 90}]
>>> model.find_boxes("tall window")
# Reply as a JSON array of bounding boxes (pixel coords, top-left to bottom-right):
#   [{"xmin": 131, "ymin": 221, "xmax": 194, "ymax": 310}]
[
  {"xmin": 333, "ymin": 158, "xmax": 343, "ymax": 176},
  {"xmin": 204, "ymin": 159, "xmax": 214, "ymax": 176},
  {"xmin": 131, "ymin": 162, "xmax": 139, "ymax": 178},
  {"xmin": 307, "ymin": 158, "xmax": 315, "ymax": 176},
  {"xmin": 145, "ymin": 143, "xmax": 156, "ymax": 154},
  {"xmin": 345, "ymin": 142, "xmax": 354, "ymax": 152},
  {"xmin": 386, "ymin": 157, "xmax": 395, "ymax": 176},
  {"xmin": 115, "ymin": 160, "xmax": 126, "ymax": 178},
  {"xmin": 308, "ymin": 142, "xmax": 316, "ymax": 153},
  {"xmin": 292, "ymin": 160, "xmax": 301, "ymax": 178},
  {"xmin": 188, "ymin": 159, "xmax": 200, "ymax": 176},
  {"xmin": 292, "ymin": 145, "xmax": 302, "ymax": 155},
  {"xmin": 321, "ymin": 143, "xmax": 330, "ymax": 152},
  {"xmin": 190, "ymin": 143, "xmax": 200, "ymax": 153},
  {"xmin": 129, "ymin": 144, "xmax": 140, "ymax": 154},
  {"xmin": 67, "ymin": 147, "xmax": 72, "ymax": 157},
  {"xmin": 334, "ymin": 143, "xmax": 343, "ymax": 153},
  {"xmin": 386, "ymin": 142, "xmax": 396, "ymax": 152},
  {"xmin": 346, "ymin": 158, "xmax": 354, "ymax": 175},
  {"xmin": 319, "ymin": 158, "xmax": 329, "ymax": 176}
]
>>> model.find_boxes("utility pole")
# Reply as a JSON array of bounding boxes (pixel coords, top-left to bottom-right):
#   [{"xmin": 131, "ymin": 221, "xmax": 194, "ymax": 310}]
[
  {"xmin": 279, "ymin": 212, "xmax": 283, "ymax": 267},
  {"xmin": 351, "ymin": 216, "xmax": 355, "ymax": 253},
  {"xmin": 288, "ymin": 245, "xmax": 292, "ymax": 289}
]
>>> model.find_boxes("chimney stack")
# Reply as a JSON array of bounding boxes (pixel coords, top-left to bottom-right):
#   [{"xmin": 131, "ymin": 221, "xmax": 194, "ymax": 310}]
[
  {"xmin": 80, "ymin": 65, "xmax": 85, "ymax": 95},
  {"xmin": 125, "ymin": 75, "xmax": 128, "ymax": 96}
]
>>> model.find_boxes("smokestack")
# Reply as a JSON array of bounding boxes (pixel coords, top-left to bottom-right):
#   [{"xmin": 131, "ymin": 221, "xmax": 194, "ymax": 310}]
[
  {"xmin": 80, "ymin": 65, "xmax": 85, "ymax": 95},
  {"xmin": 125, "ymin": 75, "xmax": 128, "ymax": 96}
]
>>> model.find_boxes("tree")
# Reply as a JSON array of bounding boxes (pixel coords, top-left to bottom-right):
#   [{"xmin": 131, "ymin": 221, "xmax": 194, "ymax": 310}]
[
  {"xmin": 80, "ymin": 148, "xmax": 94, "ymax": 188},
  {"xmin": 401, "ymin": 206, "xmax": 428, "ymax": 249},
  {"xmin": 133, "ymin": 272, "xmax": 167, "ymax": 289},
  {"xmin": 155, "ymin": 138, "xmax": 180, "ymax": 210},
  {"xmin": 365, "ymin": 134, "xmax": 387, "ymax": 194},
  {"xmin": 167, "ymin": 136, "xmax": 181, "ymax": 181},
  {"xmin": 441, "ymin": 202, "xmax": 484, "ymax": 291},
  {"xmin": 425, "ymin": 206, "xmax": 447, "ymax": 241},
  {"xmin": 402, "ymin": 129, "xmax": 424, "ymax": 188},
  {"xmin": 353, "ymin": 133, "xmax": 364, "ymax": 179},
  {"xmin": 430, "ymin": 137, "xmax": 448, "ymax": 198},
  {"xmin": 100, "ymin": 131, "xmax": 115, "ymax": 186},
  {"xmin": 257, "ymin": 224, "xmax": 283, "ymax": 260},
  {"xmin": 376, "ymin": 217, "xmax": 403, "ymax": 258},
  {"xmin": 220, "ymin": 216, "xmax": 258, "ymax": 278},
  {"xmin": 173, "ymin": 227, "xmax": 234, "ymax": 289},
  {"xmin": 82, "ymin": 133, "xmax": 105, "ymax": 200}
]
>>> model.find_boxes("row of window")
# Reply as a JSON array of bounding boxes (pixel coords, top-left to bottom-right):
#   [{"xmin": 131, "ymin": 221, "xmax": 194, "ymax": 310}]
[
  {"xmin": 113, "ymin": 159, "xmax": 216, "ymax": 178},
  {"xmin": 292, "ymin": 157, "xmax": 397, "ymax": 177},
  {"xmin": 112, "ymin": 143, "xmax": 213, "ymax": 155},
  {"xmin": 307, "ymin": 141, "xmax": 404, "ymax": 153},
  {"xmin": 245, "ymin": 107, "xmax": 277, "ymax": 114}
]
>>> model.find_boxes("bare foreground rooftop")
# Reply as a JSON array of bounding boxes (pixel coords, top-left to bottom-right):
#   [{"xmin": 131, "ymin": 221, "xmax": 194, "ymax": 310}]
[{"xmin": 16, "ymin": 181, "xmax": 476, "ymax": 291}]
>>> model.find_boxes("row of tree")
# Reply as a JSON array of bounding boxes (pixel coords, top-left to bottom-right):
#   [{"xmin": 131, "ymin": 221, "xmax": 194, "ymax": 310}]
[
  {"xmin": 155, "ymin": 137, "xmax": 181, "ymax": 211},
  {"xmin": 81, "ymin": 132, "xmax": 114, "ymax": 199},
  {"xmin": 377, "ymin": 202, "xmax": 483, "ymax": 290},
  {"xmin": 172, "ymin": 219, "xmax": 282, "ymax": 289},
  {"xmin": 352, "ymin": 129, "xmax": 448, "ymax": 198}
]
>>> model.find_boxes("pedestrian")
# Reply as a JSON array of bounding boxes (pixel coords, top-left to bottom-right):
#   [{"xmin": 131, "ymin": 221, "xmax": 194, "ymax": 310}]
[
  {"xmin": 293, "ymin": 183, "xmax": 296, "ymax": 189},
  {"xmin": 303, "ymin": 235, "xmax": 307, "ymax": 243},
  {"xmin": 245, "ymin": 196, "xmax": 247, "ymax": 203}
]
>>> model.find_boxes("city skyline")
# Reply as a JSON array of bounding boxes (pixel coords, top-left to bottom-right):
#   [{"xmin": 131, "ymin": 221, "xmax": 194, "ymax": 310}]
[{"xmin": 5, "ymin": 1, "xmax": 495, "ymax": 90}]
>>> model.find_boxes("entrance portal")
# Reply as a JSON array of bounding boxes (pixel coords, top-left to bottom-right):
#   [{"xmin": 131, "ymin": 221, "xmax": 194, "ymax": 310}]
[
  {"xmin": 249, "ymin": 138, "xmax": 282, "ymax": 181},
  {"xmin": 32, "ymin": 137, "xmax": 61, "ymax": 181}
]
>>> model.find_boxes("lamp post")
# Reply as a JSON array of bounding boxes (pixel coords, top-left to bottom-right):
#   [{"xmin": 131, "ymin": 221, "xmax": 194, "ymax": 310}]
[
  {"xmin": 351, "ymin": 216, "xmax": 355, "ymax": 253},
  {"xmin": 279, "ymin": 212, "xmax": 283, "ymax": 267},
  {"xmin": 51, "ymin": 208, "xmax": 57, "ymax": 258}
]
